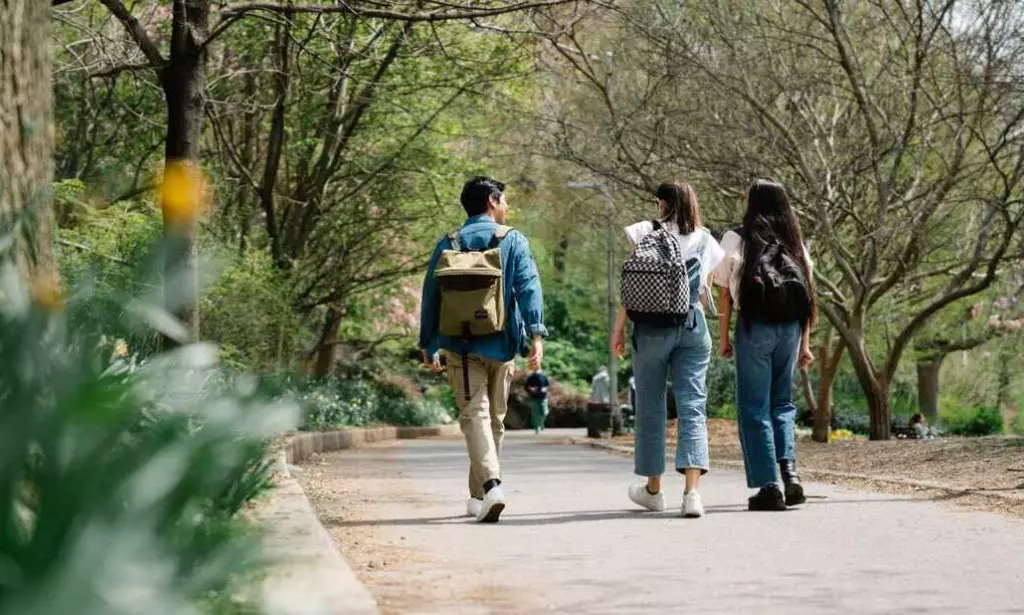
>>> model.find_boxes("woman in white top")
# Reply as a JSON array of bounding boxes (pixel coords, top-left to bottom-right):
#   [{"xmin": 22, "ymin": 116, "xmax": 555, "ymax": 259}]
[
  {"xmin": 712, "ymin": 179, "xmax": 816, "ymax": 511},
  {"xmin": 612, "ymin": 181, "xmax": 724, "ymax": 518}
]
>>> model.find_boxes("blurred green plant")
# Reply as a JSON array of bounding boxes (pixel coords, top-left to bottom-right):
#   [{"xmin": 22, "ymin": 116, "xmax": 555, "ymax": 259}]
[
  {"xmin": 0, "ymin": 223, "xmax": 297, "ymax": 614},
  {"xmin": 939, "ymin": 396, "xmax": 1004, "ymax": 437}
]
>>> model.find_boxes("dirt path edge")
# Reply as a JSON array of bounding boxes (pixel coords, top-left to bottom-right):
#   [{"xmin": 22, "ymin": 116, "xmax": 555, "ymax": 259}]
[{"xmin": 256, "ymin": 425, "xmax": 461, "ymax": 614}]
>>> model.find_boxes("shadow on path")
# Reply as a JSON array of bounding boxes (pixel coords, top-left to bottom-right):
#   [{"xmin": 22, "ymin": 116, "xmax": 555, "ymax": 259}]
[{"xmin": 321, "ymin": 496, "xmax": 927, "ymax": 529}]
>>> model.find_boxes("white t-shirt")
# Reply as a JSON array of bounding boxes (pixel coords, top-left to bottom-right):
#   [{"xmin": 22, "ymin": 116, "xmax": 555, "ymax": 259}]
[
  {"xmin": 624, "ymin": 221, "xmax": 725, "ymax": 289},
  {"xmin": 712, "ymin": 229, "xmax": 813, "ymax": 311}
]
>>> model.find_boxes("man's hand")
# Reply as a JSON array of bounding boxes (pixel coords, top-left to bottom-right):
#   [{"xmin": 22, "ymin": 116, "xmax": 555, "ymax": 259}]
[
  {"xmin": 527, "ymin": 336, "xmax": 544, "ymax": 372},
  {"xmin": 421, "ymin": 349, "xmax": 444, "ymax": 373}
]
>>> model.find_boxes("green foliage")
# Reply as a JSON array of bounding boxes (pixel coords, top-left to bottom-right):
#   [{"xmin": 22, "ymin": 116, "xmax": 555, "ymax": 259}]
[
  {"xmin": 830, "ymin": 408, "xmax": 872, "ymax": 435},
  {"xmin": 200, "ymin": 246, "xmax": 304, "ymax": 372},
  {"xmin": 711, "ymin": 402, "xmax": 738, "ymax": 421},
  {"xmin": 940, "ymin": 397, "xmax": 1004, "ymax": 436},
  {"xmin": 706, "ymin": 354, "xmax": 736, "ymax": 418},
  {"xmin": 1014, "ymin": 409, "xmax": 1024, "ymax": 436},
  {"xmin": 296, "ymin": 377, "xmax": 454, "ymax": 430},
  {"xmin": 56, "ymin": 200, "xmax": 164, "ymax": 357},
  {"xmin": 0, "ymin": 230, "xmax": 297, "ymax": 614}
]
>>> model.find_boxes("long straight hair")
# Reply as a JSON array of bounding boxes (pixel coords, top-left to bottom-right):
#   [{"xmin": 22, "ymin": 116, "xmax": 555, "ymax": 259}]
[
  {"xmin": 656, "ymin": 181, "xmax": 701, "ymax": 234},
  {"xmin": 741, "ymin": 179, "xmax": 817, "ymax": 324}
]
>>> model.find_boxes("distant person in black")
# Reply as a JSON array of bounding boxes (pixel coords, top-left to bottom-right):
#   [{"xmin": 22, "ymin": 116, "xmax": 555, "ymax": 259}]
[{"xmin": 525, "ymin": 371, "xmax": 550, "ymax": 433}]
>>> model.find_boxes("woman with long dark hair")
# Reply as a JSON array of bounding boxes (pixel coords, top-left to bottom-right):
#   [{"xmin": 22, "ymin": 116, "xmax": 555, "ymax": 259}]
[
  {"xmin": 612, "ymin": 181, "xmax": 723, "ymax": 518},
  {"xmin": 713, "ymin": 180, "xmax": 816, "ymax": 511}
]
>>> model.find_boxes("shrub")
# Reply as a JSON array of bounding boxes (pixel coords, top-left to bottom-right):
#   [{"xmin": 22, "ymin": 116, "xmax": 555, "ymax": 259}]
[
  {"xmin": 0, "ymin": 228, "xmax": 297, "ymax": 614},
  {"xmin": 830, "ymin": 407, "xmax": 872, "ymax": 435},
  {"xmin": 940, "ymin": 397, "xmax": 1004, "ymax": 436},
  {"xmin": 297, "ymin": 377, "xmax": 454, "ymax": 430},
  {"xmin": 505, "ymin": 372, "xmax": 588, "ymax": 429},
  {"xmin": 710, "ymin": 402, "xmax": 738, "ymax": 420}
]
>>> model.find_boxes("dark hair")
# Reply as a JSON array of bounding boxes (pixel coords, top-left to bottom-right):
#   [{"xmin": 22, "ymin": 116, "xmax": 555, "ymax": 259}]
[
  {"xmin": 909, "ymin": 413, "xmax": 924, "ymax": 426},
  {"xmin": 741, "ymin": 179, "xmax": 817, "ymax": 324},
  {"xmin": 460, "ymin": 176, "xmax": 505, "ymax": 217},
  {"xmin": 656, "ymin": 181, "xmax": 701, "ymax": 234}
]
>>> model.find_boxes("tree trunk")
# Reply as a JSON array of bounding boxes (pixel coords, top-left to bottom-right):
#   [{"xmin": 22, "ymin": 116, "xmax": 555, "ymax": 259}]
[
  {"xmin": 995, "ymin": 342, "xmax": 1013, "ymax": 412},
  {"xmin": 811, "ymin": 341, "xmax": 843, "ymax": 443},
  {"xmin": 846, "ymin": 338, "xmax": 891, "ymax": 440},
  {"xmin": 917, "ymin": 356, "xmax": 943, "ymax": 423},
  {"xmin": 866, "ymin": 383, "xmax": 891, "ymax": 440},
  {"xmin": 0, "ymin": 0, "xmax": 55, "ymax": 278},
  {"xmin": 260, "ymin": 9, "xmax": 292, "ymax": 269},
  {"xmin": 313, "ymin": 307, "xmax": 343, "ymax": 379},
  {"xmin": 159, "ymin": 0, "xmax": 209, "ymax": 347}
]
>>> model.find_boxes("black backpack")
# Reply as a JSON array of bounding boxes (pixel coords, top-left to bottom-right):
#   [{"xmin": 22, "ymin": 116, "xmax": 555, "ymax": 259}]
[{"xmin": 737, "ymin": 228, "xmax": 812, "ymax": 324}]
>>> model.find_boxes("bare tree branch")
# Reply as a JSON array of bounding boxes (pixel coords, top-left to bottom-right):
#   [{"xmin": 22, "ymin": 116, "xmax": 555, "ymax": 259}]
[
  {"xmin": 96, "ymin": 0, "xmax": 167, "ymax": 68},
  {"xmin": 220, "ymin": 0, "xmax": 584, "ymax": 22}
]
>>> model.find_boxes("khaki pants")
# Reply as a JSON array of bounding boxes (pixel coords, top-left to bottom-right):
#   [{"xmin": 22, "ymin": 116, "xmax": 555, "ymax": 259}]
[{"xmin": 445, "ymin": 352, "xmax": 515, "ymax": 499}]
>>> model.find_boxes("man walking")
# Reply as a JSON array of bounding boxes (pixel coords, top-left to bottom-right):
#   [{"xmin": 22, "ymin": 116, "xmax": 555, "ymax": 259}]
[
  {"xmin": 419, "ymin": 176, "xmax": 546, "ymax": 523},
  {"xmin": 525, "ymin": 370, "xmax": 551, "ymax": 433}
]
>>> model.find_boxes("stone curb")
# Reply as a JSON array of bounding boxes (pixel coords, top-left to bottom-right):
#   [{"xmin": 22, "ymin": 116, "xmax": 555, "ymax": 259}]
[
  {"xmin": 570, "ymin": 436, "xmax": 1023, "ymax": 505},
  {"xmin": 280, "ymin": 424, "xmax": 461, "ymax": 465},
  {"xmin": 259, "ymin": 425, "xmax": 460, "ymax": 615}
]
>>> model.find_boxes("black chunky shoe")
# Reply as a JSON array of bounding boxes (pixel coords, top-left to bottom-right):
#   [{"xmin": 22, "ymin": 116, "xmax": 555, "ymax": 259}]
[
  {"xmin": 748, "ymin": 484, "xmax": 787, "ymax": 511},
  {"xmin": 779, "ymin": 460, "xmax": 806, "ymax": 506}
]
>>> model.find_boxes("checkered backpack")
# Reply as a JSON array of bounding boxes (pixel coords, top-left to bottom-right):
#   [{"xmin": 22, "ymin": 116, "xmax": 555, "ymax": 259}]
[{"xmin": 621, "ymin": 220, "xmax": 700, "ymax": 327}]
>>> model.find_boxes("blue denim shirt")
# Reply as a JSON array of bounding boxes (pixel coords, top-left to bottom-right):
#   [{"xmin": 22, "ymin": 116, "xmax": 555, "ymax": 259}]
[{"xmin": 419, "ymin": 215, "xmax": 547, "ymax": 362}]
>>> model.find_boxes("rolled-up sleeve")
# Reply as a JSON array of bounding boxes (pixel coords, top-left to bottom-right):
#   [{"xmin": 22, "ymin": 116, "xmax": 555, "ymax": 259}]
[
  {"xmin": 509, "ymin": 232, "xmax": 548, "ymax": 338},
  {"xmin": 418, "ymin": 240, "xmax": 445, "ymax": 354}
]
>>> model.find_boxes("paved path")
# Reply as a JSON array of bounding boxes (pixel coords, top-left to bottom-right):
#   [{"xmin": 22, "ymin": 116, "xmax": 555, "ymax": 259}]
[{"xmin": 301, "ymin": 430, "xmax": 1024, "ymax": 615}]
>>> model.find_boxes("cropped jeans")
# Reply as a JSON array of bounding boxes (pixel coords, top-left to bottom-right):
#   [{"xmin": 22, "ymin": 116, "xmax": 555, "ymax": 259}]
[{"xmin": 632, "ymin": 311, "xmax": 712, "ymax": 477}]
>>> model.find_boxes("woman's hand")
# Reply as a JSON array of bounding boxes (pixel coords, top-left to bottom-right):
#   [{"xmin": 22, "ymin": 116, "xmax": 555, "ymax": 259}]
[
  {"xmin": 719, "ymin": 338, "xmax": 734, "ymax": 359},
  {"xmin": 798, "ymin": 345, "xmax": 815, "ymax": 369},
  {"xmin": 612, "ymin": 326, "xmax": 627, "ymax": 360}
]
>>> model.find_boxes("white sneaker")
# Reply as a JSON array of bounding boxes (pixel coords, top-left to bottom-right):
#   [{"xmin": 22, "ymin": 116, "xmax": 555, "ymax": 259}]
[
  {"xmin": 683, "ymin": 490, "xmax": 705, "ymax": 518},
  {"xmin": 476, "ymin": 486, "xmax": 506, "ymax": 523},
  {"xmin": 466, "ymin": 497, "xmax": 483, "ymax": 518},
  {"xmin": 628, "ymin": 483, "xmax": 666, "ymax": 512}
]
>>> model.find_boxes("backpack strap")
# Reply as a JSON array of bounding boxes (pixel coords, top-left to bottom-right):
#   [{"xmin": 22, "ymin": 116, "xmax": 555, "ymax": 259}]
[
  {"xmin": 488, "ymin": 225, "xmax": 514, "ymax": 249},
  {"xmin": 447, "ymin": 230, "xmax": 463, "ymax": 252}
]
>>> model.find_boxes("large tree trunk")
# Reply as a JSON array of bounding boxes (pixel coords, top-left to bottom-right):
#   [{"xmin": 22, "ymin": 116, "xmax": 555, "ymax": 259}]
[
  {"xmin": 159, "ymin": 0, "xmax": 209, "ymax": 346},
  {"xmin": 0, "ymin": 0, "xmax": 55, "ymax": 277},
  {"xmin": 916, "ymin": 356, "xmax": 943, "ymax": 423},
  {"xmin": 313, "ymin": 307, "xmax": 343, "ymax": 379}
]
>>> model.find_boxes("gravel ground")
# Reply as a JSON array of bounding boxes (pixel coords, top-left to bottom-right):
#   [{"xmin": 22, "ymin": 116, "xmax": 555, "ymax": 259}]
[{"xmin": 608, "ymin": 419, "xmax": 1024, "ymax": 518}]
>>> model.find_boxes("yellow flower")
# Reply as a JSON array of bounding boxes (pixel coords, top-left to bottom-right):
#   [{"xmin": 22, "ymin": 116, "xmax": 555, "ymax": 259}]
[
  {"xmin": 30, "ymin": 271, "xmax": 64, "ymax": 312},
  {"xmin": 113, "ymin": 339, "xmax": 130, "ymax": 358},
  {"xmin": 160, "ymin": 160, "xmax": 209, "ymax": 229}
]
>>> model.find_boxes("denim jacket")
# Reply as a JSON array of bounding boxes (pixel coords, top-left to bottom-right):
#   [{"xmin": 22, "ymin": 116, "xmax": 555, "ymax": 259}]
[{"xmin": 419, "ymin": 215, "xmax": 547, "ymax": 362}]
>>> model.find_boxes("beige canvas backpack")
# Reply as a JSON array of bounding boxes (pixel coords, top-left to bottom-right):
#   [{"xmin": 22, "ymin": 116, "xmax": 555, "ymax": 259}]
[{"xmin": 436, "ymin": 226, "xmax": 512, "ymax": 339}]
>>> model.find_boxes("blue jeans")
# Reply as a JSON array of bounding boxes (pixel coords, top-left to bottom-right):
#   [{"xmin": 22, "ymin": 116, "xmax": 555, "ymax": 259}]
[
  {"xmin": 735, "ymin": 319, "xmax": 802, "ymax": 488},
  {"xmin": 632, "ymin": 311, "xmax": 711, "ymax": 477}
]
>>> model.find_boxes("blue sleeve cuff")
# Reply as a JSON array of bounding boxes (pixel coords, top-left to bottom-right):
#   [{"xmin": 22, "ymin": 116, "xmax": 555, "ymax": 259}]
[{"xmin": 528, "ymin": 323, "xmax": 549, "ymax": 338}]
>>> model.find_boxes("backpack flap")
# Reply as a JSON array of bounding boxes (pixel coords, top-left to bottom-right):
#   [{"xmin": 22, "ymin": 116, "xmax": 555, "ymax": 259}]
[
  {"xmin": 620, "ymin": 226, "xmax": 692, "ymax": 326},
  {"xmin": 740, "ymin": 238, "xmax": 812, "ymax": 324},
  {"xmin": 435, "ymin": 236, "xmax": 507, "ymax": 338}
]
